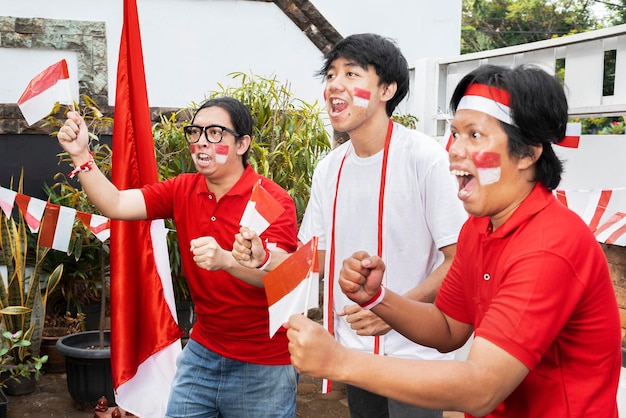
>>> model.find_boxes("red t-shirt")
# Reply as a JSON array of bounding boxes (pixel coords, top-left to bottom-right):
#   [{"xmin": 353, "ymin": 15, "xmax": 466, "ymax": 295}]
[
  {"xmin": 141, "ymin": 166, "xmax": 298, "ymax": 365},
  {"xmin": 436, "ymin": 184, "xmax": 621, "ymax": 418}
]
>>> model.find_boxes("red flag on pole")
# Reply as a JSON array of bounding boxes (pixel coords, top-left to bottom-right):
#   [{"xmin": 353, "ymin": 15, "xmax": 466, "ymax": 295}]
[{"xmin": 110, "ymin": 1, "xmax": 182, "ymax": 416}]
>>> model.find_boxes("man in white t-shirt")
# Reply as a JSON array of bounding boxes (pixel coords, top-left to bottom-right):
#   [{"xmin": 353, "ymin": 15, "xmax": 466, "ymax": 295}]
[{"xmin": 233, "ymin": 33, "xmax": 467, "ymax": 418}]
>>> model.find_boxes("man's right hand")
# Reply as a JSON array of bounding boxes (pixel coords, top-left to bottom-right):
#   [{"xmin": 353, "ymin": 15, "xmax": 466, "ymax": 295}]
[
  {"xmin": 57, "ymin": 111, "xmax": 92, "ymax": 163},
  {"xmin": 339, "ymin": 251, "xmax": 386, "ymax": 305}
]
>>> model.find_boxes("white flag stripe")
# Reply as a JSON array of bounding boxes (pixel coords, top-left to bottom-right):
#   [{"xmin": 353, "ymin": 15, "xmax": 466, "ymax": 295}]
[
  {"xmin": 117, "ymin": 219, "xmax": 181, "ymax": 417},
  {"xmin": 353, "ymin": 96, "xmax": 369, "ymax": 108},
  {"xmin": 581, "ymin": 189, "xmax": 604, "ymax": 226},
  {"xmin": 19, "ymin": 78, "xmax": 73, "ymax": 126},
  {"xmin": 0, "ymin": 187, "xmax": 17, "ymax": 218},
  {"xmin": 268, "ymin": 276, "xmax": 314, "ymax": 337},
  {"xmin": 51, "ymin": 206, "xmax": 76, "ymax": 252},
  {"xmin": 239, "ymin": 202, "xmax": 271, "ymax": 235},
  {"xmin": 595, "ymin": 215, "xmax": 626, "ymax": 243},
  {"xmin": 25, "ymin": 197, "xmax": 46, "ymax": 233},
  {"xmin": 115, "ymin": 341, "xmax": 180, "ymax": 417},
  {"xmin": 476, "ymin": 167, "xmax": 500, "ymax": 185},
  {"xmin": 90, "ymin": 213, "xmax": 111, "ymax": 242},
  {"xmin": 566, "ymin": 122, "xmax": 582, "ymax": 136}
]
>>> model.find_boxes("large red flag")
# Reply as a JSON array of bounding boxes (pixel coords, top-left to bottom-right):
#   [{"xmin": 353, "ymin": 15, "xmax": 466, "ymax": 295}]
[{"xmin": 110, "ymin": 0, "xmax": 183, "ymax": 416}]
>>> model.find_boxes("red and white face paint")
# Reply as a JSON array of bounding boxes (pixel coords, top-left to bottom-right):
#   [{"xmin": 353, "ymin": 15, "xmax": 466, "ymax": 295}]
[
  {"xmin": 214, "ymin": 144, "xmax": 229, "ymax": 164},
  {"xmin": 353, "ymin": 87, "xmax": 371, "ymax": 108},
  {"xmin": 457, "ymin": 84, "xmax": 515, "ymax": 126},
  {"xmin": 472, "ymin": 151, "xmax": 501, "ymax": 185}
]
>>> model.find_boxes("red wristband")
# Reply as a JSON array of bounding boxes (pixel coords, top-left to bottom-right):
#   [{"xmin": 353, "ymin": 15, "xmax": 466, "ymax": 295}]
[
  {"xmin": 68, "ymin": 152, "xmax": 95, "ymax": 178},
  {"xmin": 257, "ymin": 248, "xmax": 271, "ymax": 270},
  {"xmin": 359, "ymin": 286, "xmax": 386, "ymax": 310}
]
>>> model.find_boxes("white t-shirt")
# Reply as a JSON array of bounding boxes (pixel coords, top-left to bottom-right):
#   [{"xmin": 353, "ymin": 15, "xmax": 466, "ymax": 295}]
[{"xmin": 299, "ymin": 122, "xmax": 467, "ymax": 360}]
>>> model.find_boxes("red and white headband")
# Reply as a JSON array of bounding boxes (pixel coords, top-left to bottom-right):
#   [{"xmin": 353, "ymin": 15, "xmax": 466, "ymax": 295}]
[{"xmin": 456, "ymin": 83, "xmax": 516, "ymax": 126}]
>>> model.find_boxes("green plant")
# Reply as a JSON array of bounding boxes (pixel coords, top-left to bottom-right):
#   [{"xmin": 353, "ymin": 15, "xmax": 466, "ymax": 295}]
[
  {"xmin": 42, "ymin": 95, "xmax": 112, "ymax": 320},
  {"xmin": 0, "ymin": 188, "xmax": 63, "ymax": 366},
  {"xmin": 206, "ymin": 72, "xmax": 332, "ymax": 223},
  {"xmin": 0, "ymin": 330, "xmax": 47, "ymax": 387}
]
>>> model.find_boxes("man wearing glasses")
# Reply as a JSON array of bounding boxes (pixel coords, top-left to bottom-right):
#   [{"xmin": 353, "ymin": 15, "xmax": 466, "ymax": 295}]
[{"xmin": 57, "ymin": 97, "xmax": 299, "ymax": 417}]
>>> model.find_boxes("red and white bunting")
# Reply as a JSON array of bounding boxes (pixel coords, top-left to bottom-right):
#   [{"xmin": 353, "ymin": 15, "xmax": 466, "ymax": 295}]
[
  {"xmin": 76, "ymin": 212, "xmax": 111, "ymax": 242},
  {"xmin": 14, "ymin": 194, "xmax": 46, "ymax": 233},
  {"xmin": 0, "ymin": 186, "xmax": 17, "ymax": 218},
  {"xmin": 39, "ymin": 203, "xmax": 76, "ymax": 252}
]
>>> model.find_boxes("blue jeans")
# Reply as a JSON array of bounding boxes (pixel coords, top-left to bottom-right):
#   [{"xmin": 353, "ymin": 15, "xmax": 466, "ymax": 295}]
[
  {"xmin": 345, "ymin": 384, "xmax": 443, "ymax": 418},
  {"xmin": 165, "ymin": 339, "xmax": 298, "ymax": 418}
]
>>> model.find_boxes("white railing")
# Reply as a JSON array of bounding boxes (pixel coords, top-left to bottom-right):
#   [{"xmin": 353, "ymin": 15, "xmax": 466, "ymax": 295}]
[
  {"xmin": 412, "ymin": 23, "xmax": 626, "ymax": 141},
  {"xmin": 410, "ymin": 25, "xmax": 626, "ymax": 246}
]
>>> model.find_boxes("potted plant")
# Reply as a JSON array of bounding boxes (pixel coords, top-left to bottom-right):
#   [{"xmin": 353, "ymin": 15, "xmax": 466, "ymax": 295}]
[{"xmin": 0, "ymin": 192, "xmax": 63, "ymax": 395}]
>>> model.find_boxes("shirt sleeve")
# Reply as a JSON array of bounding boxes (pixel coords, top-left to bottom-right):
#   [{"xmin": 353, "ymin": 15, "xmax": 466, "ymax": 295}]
[{"xmin": 298, "ymin": 165, "xmax": 327, "ymax": 250}]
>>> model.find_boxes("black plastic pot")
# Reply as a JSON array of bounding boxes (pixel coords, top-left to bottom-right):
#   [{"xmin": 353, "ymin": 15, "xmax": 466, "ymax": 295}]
[{"xmin": 56, "ymin": 330, "xmax": 115, "ymax": 407}]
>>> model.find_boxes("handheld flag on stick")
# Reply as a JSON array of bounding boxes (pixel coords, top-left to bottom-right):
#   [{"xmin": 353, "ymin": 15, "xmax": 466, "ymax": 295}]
[
  {"xmin": 110, "ymin": 1, "xmax": 183, "ymax": 416},
  {"xmin": 263, "ymin": 237, "xmax": 319, "ymax": 337},
  {"xmin": 239, "ymin": 180, "xmax": 285, "ymax": 235},
  {"xmin": 17, "ymin": 59, "xmax": 74, "ymax": 126}
]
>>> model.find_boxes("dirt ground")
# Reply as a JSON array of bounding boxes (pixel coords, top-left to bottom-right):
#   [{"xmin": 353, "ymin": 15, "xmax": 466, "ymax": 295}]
[{"xmin": 5, "ymin": 372, "xmax": 463, "ymax": 417}]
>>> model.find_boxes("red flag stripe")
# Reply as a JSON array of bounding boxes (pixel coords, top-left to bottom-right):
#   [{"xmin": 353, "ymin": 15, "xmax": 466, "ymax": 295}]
[
  {"xmin": 251, "ymin": 181, "xmax": 285, "ymax": 225},
  {"xmin": 555, "ymin": 190, "xmax": 568, "ymax": 207},
  {"xmin": 111, "ymin": 1, "xmax": 182, "ymax": 415},
  {"xmin": 588, "ymin": 189, "xmax": 613, "ymax": 232},
  {"xmin": 38, "ymin": 203, "xmax": 61, "ymax": 249},
  {"xmin": 17, "ymin": 59, "xmax": 70, "ymax": 104},
  {"xmin": 264, "ymin": 237, "xmax": 317, "ymax": 306}
]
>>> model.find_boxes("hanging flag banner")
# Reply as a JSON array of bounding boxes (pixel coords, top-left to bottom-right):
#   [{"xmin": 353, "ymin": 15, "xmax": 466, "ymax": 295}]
[
  {"xmin": 239, "ymin": 180, "xmax": 286, "ymax": 236},
  {"xmin": 39, "ymin": 203, "xmax": 76, "ymax": 253},
  {"xmin": 594, "ymin": 212, "xmax": 626, "ymax": 246},
  {"xmin": 17, "ymin": 59, "xmax": 74, "ymax": 126},
  {"xmin": 76, "ymin": 212, "xmax": 111, "ymax": 242},
  {"xmin": 263, "ymin": 237, "xmax": 319, "ymax": 338},
  {"xmin": 0, "ymin": 187, "xmax": 17, "ymax": 219},
  {"xmin": 14, "ymin": 194, "xmax": 46, "ymax": 233}
]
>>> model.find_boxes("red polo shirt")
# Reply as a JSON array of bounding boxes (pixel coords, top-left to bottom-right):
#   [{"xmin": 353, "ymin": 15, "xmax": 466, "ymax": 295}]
[
  {"xmin": 436, "ymin": 183, "xmax": 620, "ymax": 417},
  {"xmin": 141, "ymin": 166, "xmax": 298, "ymax": 364}
]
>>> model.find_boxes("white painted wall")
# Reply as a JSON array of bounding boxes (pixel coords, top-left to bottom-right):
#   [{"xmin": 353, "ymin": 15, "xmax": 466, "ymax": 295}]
[{"xmin": 0, "ymin": 0, "xmax": 461, "ymax": 112}]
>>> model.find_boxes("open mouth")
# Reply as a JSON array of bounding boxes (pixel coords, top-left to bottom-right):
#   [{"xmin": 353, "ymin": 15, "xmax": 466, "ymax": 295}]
[
  {"xmin": 330, "ymin": 98, "xmax": 348, "ymax": 114},
  {"xmin": 451, "ymin": 169, "xmax": 476, "ymax": 198}
]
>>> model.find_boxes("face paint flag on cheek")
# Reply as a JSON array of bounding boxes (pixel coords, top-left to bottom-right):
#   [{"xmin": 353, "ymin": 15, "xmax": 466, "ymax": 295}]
[
  {"xmin": 353, "ymin": 87, "xmax": 371, "ymax": 108},
  {"xmin": 472, "ymin": 151, "xmax": 501, "ymax": 185},
  {"xmin": 214, "ymin": 144, "xmax": 229, "ymax": 164}
]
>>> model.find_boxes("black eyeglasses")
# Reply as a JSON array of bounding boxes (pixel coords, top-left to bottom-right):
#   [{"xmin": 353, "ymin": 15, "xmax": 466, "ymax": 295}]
[{"xmin": 183, "ymin": 124, "xmax": 241, "ymax": 144}]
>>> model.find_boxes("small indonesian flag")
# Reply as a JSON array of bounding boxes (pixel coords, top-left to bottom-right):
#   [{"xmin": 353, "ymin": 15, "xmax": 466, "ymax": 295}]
[
  {"xmin": 239, "ymin": 180, "xmax": 285, "ymax": 236},
  {"xmin": 14, "ymin": 194, "xmax": 46, "ymax": 233},
  {"xmin": 353, "ymin": 87, "xmax": 371, "ymax": 108},
  {"xmin": 264, "ymin": 237, "xmax": 319, "ymax": 337},
  {"xmin": 39, "ymin": 203, "xmax": 76, "ymax": 252},
  {"xmin": 214, "ymin": 144, "xmax": 228, "ymax": 164},
  {"xmin": 76, "ymin": 212, "xmax": 111, "ymax": 242},
  {"xmin": 17, "ymin": 59, "xmax": 74, "ymax": 126},
  {"xmin": 558, "ymin": 122, "xmax": 581, "ymax": 148},
  {"xmin": 472, "ymin": 151, "xmax": 501, "ymax": 185},
  {"xmin": 0, "ymin": 187, "xmax": 17, "ymax": 219}
]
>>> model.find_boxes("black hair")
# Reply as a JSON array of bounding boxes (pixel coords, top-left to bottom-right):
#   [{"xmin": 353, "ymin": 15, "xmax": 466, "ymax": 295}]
[
  {"xmin": 318, "ymin": 33, "xmax": 409, "ymax": 117},
  {"xmin": 193, "ymin": 97, "xmax": 253, "ymax": 166},
  {"xmin": 449, "ymin": 64, "xmax": 567, "ymax": 190}
]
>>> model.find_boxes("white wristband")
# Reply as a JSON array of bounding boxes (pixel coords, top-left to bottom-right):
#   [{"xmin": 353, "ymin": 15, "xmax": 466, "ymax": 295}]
[{"xmin": 359, "ymin": 286, "xmax": 386, "ymax": 310}]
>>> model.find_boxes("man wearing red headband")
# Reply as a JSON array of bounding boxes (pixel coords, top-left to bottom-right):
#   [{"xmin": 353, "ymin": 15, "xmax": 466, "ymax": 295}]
[{"xmin": 285, "ymin": 64, "xmax": 622, "ymax": 417}]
